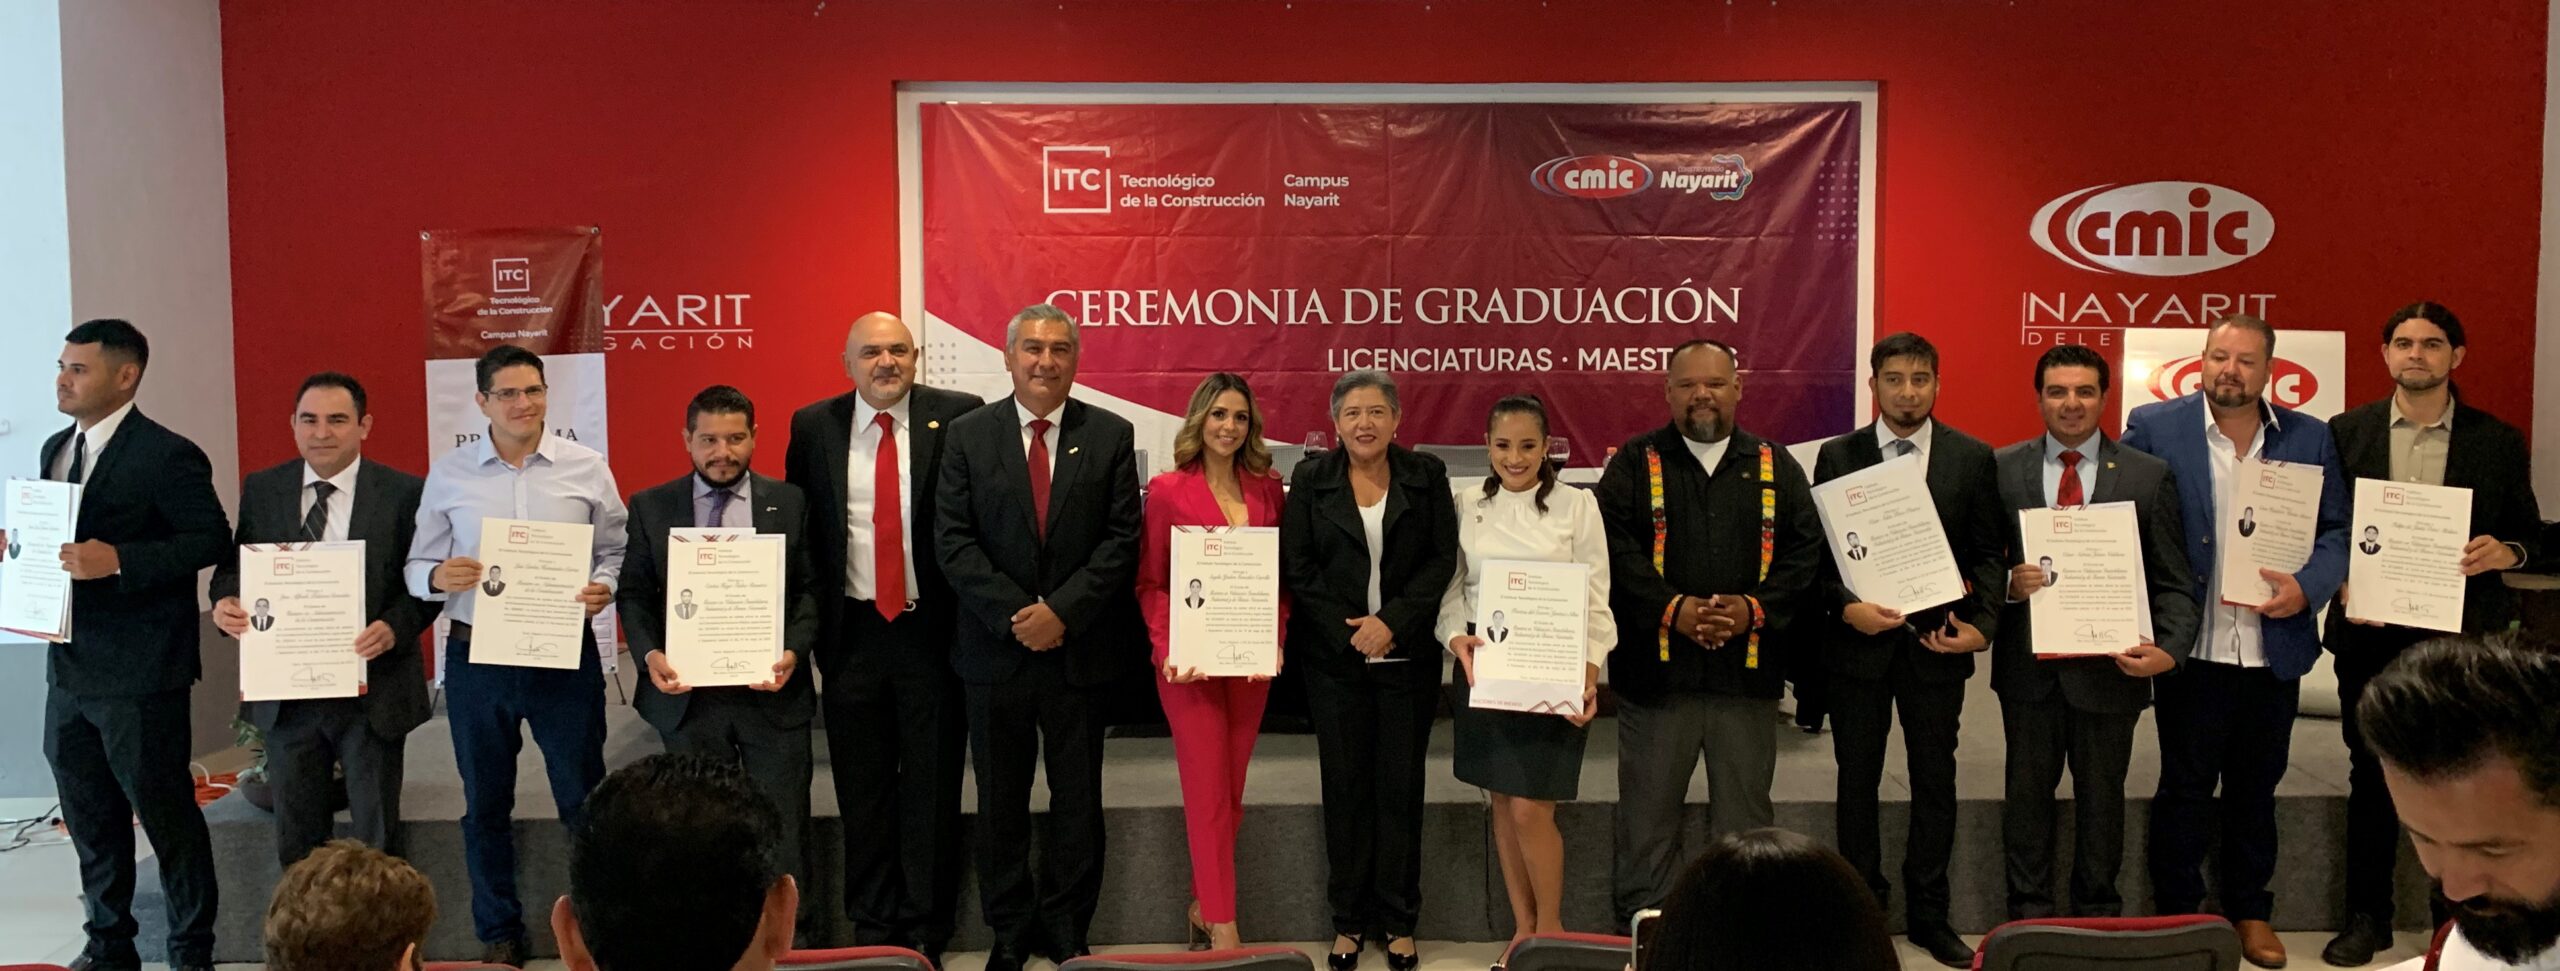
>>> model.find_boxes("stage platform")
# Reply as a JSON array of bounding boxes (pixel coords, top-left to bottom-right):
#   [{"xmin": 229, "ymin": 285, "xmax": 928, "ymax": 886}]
[{"xmin": 160, "ymin": 675, "xmax": 2430, "ymax": 964}]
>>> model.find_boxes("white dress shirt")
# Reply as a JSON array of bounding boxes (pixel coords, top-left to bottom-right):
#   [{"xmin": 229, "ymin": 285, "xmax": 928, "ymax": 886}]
[
  {"xmin": 1683, "ymin": 434, "xmax": 1732, "ymax": 475},
  {"xmin": 1016, "ymin": 398, "xmax": 1061, "ymax": 477},
  {"xmin": 2382, "ymin": 927, "xmax": 2560, "ymax": 971},
  {"xmin": 2200, "ymin": 405, "xmax": 2271, "ymax": 668},
  {"xmin": 301, "ymin": 458, "xmax": 362, "ymax": 542},
  {"xmin": 404, "ymin": 428, "xmax": 629, "ymax": 626},
  {"xmin": 1875, "ymin": 418, "xmax": 1934, "ymax": 460},
  {"xmin": 1436, "ymin": 483, "xmax": 1615, "ymax": 665},
  {"xmin": 51, "ymin": 399, "xmax": 135, "ymax": 483},
  {"xmin": 845, "ymin": 395, "xmax": 918, "ymax": 601}
]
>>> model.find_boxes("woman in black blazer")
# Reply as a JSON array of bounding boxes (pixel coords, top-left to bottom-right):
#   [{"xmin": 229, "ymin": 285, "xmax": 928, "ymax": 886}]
[{"xmin": 1281, "ymin": 369, "xmax": 1459, "ymax": 971}]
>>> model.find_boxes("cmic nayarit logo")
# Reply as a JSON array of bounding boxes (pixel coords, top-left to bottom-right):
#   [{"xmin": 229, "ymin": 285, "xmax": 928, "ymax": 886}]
[
  {"xmin": 1531, "ymin": 154, "xmax": 1752, "ymax": 201},
  {"xmin": 2030, "ymin": 181, "xmax": 2273, "ymax": 277}
]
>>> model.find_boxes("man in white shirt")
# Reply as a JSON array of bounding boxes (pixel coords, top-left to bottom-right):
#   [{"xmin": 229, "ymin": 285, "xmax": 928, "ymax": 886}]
[{"xmin": 2359, "ymin": 633, "xmax": 2560, "ymax": 971}]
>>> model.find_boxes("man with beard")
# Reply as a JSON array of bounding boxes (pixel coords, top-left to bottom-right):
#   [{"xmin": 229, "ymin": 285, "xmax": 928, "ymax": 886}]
[
  {"xmin": 2320, "ymin": 302, "xmax": 2541, "ymax": 967},
  {"xmin": 1809, "ymin": 331, "xmax": 2005, "ymax": 967},
  {"xmin": 2123, "ymin": 314, "xmax": 2351, "ymax": 969},
  {"xmin": 617, "ymin": 385, "xmax": 820, "ymax": 939},
  {"xmin": 2359, "ymin": 633, "xmax": 2560, "ymax": 971},
  {"xmin": 1599, "ymin": 339, "xmax": 1825, "ymax": 927}
]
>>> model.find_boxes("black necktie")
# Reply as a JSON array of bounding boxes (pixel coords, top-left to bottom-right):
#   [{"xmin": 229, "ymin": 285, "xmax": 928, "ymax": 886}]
[
  {"xmin": 302, "ymin": 481, "xmax": 336, "ymax": 541},
  {"xmin": 64, "ymin": 431, "xmax": 86, "ymax": 484}
]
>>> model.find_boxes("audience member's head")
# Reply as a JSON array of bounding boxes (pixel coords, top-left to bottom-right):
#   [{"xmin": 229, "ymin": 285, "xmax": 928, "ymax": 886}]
[
  {"xmin": 2359, "ymin": 632, "xmax": 2560, "ymax": 965},
  {"xmin": 264, "ymin": 839, "xmax": 435, "ymax": 971},
  {"xmin": 556, "ymin": 753, "xmax": 797, "ymax": 971},
  {"xmin": 1642, "ymin": 827, "xmax": 1898, "ymax": 971}
]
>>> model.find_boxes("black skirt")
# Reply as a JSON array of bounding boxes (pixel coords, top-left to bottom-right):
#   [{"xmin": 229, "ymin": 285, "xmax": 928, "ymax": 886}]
[{"xmin": 1449, "ymin": 671, "xmax": 1590, "ymax": 801}]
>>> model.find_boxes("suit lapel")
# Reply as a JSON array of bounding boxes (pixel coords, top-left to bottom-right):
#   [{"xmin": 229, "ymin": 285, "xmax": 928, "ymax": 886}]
[
  {"xmin": 748, "ymin": 473, "xmax": 788, "ymax": 533},
  {"xmin": 825, "ymin": 395, "xmax": 856, "ymax": 515},
  {"xmin": 83, "ymin": 411, "xmax": 143, "ymax": 491},
  {"xmin": 990, "ymin": 401, "xmax": 1038, "ymax": 537},
  {"xmin": 345, "ymin": 462, "xmax": 385, "ymax": 545},
  {"xmin": 1044, "ymin": 401, "xmax": 1087, "ymax": 534},
  {"xmin": 1847, "ymin": 422, "xmax": 1885, "ymax": 474},
  {"xmin": 2089, "ymin": 438, "xmax": 2131, "ymax": 504},
  {"xmin": 2336, "ymin": 406, "xmax": 2388, "ymax": 482},
  {"xmin": 2439, "ymin": 403, "xmax": 2479, "ymax": 490},
  {"xmin": 909, "ymin": 391, "xmax": 943, "ymax": 498},
  {"xmin": 1999, "ymin": 443, "xmax": 2043, "ymax": 511}
]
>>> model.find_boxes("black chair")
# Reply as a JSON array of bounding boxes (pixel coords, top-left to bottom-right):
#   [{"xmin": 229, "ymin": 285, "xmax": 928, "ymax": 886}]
[{"xmin": 1502, "ymin": 932, "xmax": 1632, "ymax": 971}]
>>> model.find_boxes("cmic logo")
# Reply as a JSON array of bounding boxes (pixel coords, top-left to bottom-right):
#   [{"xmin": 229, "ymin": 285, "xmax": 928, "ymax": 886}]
[
  {"xmin": 1043, "ymin": 145, "xmax": 1112, "ymax": 214},
  {"xmin": 2144, "ymin": 355, "xmax": 2320, "ymax": 410},
  {"xmin": 1531, "ymin": 155, "xmax": 1654, "ymax": 199},
  {"xmin": 2030, "ymin": 181, "xmax": 2274, "ymax": 277}
]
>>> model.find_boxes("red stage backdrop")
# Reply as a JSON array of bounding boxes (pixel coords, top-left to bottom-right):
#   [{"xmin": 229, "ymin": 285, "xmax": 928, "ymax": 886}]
[
  {"xmin": 919, "ymin": 98, "xmax": 1867, "ymax": 454},
  {"xmin": 214, "ymin": 1, "xmax": 2548, "ymax": 491}
]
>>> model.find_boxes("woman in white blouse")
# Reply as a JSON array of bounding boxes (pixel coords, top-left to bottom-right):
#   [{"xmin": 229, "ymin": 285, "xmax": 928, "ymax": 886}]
[{"xmin": 1438, "ymin": 394, "xmax": 1613, "ymax": 955}]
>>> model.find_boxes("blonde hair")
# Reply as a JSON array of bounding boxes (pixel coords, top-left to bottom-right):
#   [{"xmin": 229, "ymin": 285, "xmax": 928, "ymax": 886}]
[
  {"xmin": 265, "ymin": 840, "xmax": 435, "ymax": 971},
  {"xmin": 1171, "ymin": 372, "xmax": 1273, "ymax": 476}
]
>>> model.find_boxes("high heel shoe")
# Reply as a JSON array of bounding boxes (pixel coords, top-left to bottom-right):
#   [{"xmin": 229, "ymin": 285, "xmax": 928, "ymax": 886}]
[
  {"xmin": 1187, "ymin": 901, "xmax": 1212, "ymax": 952},
  {"xmin": 1328, "ymin": 934, "xmax": 1363, "ymax": 971},
  {"xmin": 1380, "ymin": 935, "xmax": 1420, "ymax": 971}
]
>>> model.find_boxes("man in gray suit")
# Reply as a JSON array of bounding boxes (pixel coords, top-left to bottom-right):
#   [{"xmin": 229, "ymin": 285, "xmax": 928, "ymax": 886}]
[{"xmin": 1992, "ymin": 345, "xmax": 2198, "ymax": 920}]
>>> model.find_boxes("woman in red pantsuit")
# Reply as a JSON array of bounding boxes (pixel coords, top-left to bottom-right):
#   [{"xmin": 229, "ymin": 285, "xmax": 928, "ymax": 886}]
[{"xmin": 1139, "ymin": 372, "xmax": 1289, "ymax": 951}]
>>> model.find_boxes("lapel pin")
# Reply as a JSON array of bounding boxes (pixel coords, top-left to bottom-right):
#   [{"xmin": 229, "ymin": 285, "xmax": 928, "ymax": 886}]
[
  {"xmin": 928, "ymin": 420, "xmax": 940, "ymax": 429},
  {"xmin": 1069, "ymin": 446, "xmax": 1080, "ymax": 455},
  {"xmin": 2107, "ymin": 462, "xmax": 2117, "ymax": 469}
]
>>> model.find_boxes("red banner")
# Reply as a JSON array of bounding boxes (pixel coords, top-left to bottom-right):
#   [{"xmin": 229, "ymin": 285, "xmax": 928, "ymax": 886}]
[
  {"xmin": 421, "ymin": 226, "xmax": 604, "ymax": 360},
  {"xmin": 921, "ymin": 99, "xmax": 1867, "ymax": 457}
]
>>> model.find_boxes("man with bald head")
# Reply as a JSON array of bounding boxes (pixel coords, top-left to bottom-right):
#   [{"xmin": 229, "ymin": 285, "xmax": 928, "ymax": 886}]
[{"xmin": 785, "ymin": 312, "xmax": 983, "ymax": 961}]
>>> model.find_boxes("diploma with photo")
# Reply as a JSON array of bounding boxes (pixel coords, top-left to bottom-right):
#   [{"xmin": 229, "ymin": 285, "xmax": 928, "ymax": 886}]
[
  {"xmin": 664, "ymin": 528, "xmax": 786, "ymax": 687},
  {"xmin": 2218, "ymin": 457, "xmax": 2323, "ymax": 608},
  {"xmin": 1168, "ymin": 525, "xmax": 1281, "ymax": 678},
  {"xmin": 238, "ymin": 541, "xmax": 369, "ymax": 701},
  {"xmin": 2346, "ymin": 479, "xmax": 2471, "ymax": 633},
  {"xmin": 0, "ymin": 478, "xmax": 81, "ymax": 642},
  {"xmin": 2019, "ymin": 502, "xmax": 2153, "ymax": 656},
  {"xmin": 1469, "ymin": 559, "xmax": 1591, "ymax": 715},
  {"xmin": 1808, "ymin": 452, "xmax": 1965, "ymax": 613},
  {"xmin": 470, "ymin": 517, "xmax": 596, "ymax": 670}
]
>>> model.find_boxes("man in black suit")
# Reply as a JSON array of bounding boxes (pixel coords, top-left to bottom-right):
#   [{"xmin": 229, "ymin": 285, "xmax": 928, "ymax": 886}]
[
  {"xmin": 935, "ymin": 303, "xmax": 1142, "ymax": 971},
  {"xmin": 619, "ymin": 384, "xmax": 821, "ymax": 938},
  {"xmin": 2318, "ymin": 302, "xmax": 2541, "ymax": 966},
  {"xmin": 21, "ymin": 319, "xmax": 230, "ymax": 971},
  {"xmin": 1811, "ymin": 332, "xmax": 2006, "ymax": 967},
  {"xmin": 785, "ymin": 312, "xmax": 983, "ymax": 961},
  {"xmin": 1991, "ymin": 344, "xmax": 2198, "ymax": 922},
  {"xmin": 209, "ymin": 372, "xmax": 431, "ymax": 869}
]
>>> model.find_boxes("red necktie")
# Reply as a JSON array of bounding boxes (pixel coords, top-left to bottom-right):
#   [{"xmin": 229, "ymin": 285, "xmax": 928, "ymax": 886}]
[
  {"xmin": 1028, "ymin": 418, "xmax": 1054, "ymax": 536},
  {"xmin": 872, "ymin": 411, "xmax": 904, "ymax": 622},
  {"xmin": 2057, "ymin": 450, "xmax": 2085, "ymax": 508}
]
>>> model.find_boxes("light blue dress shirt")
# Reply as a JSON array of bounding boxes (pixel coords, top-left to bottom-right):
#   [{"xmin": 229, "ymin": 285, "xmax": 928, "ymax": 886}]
[{"xmin": 405, "ymin": 428, "xmax": 629, "ymax": 625}]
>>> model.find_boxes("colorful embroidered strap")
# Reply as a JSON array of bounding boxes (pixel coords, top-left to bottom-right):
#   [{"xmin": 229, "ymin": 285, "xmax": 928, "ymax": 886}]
[
  {"xmin": 1646, "ymin": 442, "xmax": 1778, "ymax": 669},
  {"xmin": 1647, "ymin": 447, "xmax": 1671, "ymax": 660}
]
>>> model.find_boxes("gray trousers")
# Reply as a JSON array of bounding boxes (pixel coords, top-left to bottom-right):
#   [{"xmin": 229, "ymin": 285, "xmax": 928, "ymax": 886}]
[{"xmin": 1611, "ymin": 690, "xmax": 1779, "ymax": 923}]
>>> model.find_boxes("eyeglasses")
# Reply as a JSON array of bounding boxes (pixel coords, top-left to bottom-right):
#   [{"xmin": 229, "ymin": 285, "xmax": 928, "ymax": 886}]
[{"xmin": 485, "ymin": 385, "xmax": 548, "ymax": 403}]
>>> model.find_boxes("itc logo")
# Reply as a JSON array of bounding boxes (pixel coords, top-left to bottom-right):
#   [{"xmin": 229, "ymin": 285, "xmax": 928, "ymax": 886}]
[
  {"xmin": 491, "ymin": 258, "xmax": 532, "ymax": 294},
  {"xmin": 1043, "ymin": 146, "xmax": 1112, "ymax": 214},
  {"xmin": 2030, "ymin": 182, "xmax": 2274, "ymax": 277}
]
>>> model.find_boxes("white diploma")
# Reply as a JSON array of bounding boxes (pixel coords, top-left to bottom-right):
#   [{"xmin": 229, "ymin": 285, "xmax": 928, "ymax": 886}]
[
  {"xmin": 2019, "ymin": 502, "xmax": 2152, "ymax": 656},
  {"xmin": 469, "ymin": 517, "xmax": 595, "ymax": 670},
  {"xmin": 664, "ymin": 528, "xmax": 785, "ymax": 687},
  {"xmin": 238, "ymin": 541, "xmax": 369, "ymax": 701},
  {"xmin": 1469, "ymin": 559, "xmax": 1591, "ymax": 715},
  {"xmin": 2218, "ymin": 458, "xmax": 2323, "ymax": 607},
  {"xmin": 1168, "ymin": 526, "xmax": 1281, "ymax": 678},
  {"xmin": 1808, "ymin": 453, "xmax": 1965, "ymax": 613},
  {"xmin": 0, "ymin": 478, "xmax": 81, "ymax": 641},
  {"xmin": 2346, "ymin": 479, "xmax": 2471, "ymax": 633}
]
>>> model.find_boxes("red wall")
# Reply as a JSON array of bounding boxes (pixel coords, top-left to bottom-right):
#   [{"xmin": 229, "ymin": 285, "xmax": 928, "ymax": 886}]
[{"xmin": 219, "ymin": 0, "xmax": 2549, "ymax": 486}]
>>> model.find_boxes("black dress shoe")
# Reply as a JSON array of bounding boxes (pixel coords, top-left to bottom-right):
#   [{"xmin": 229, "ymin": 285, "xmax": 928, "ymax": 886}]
[
  {"xmin": 66, "ymin": 956, "xmax": 136, "ymax": 971},
  {"xmin": 1908, "ymin": 924, "xmax": 1976, "ymax": 969},
  {"xmin": 482, "ymin": 937, "xmax": 529, "ymax": 968},
  {"xmin": 985, "ymin": 946, "xmax": 1032, "ymax": 971},
  {"xmin": 2322, "ymin": 913, "xmax": 2393, "ymax": 967}
]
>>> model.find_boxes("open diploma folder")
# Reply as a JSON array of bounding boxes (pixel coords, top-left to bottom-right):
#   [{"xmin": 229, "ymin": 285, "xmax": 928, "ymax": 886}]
[
  {"xmin": 0, "ymin": 478, "xmax": 82, "ymax": 642},
  {"xmin": 238, "ymin": 541, "xmax": 369, "ymax": 701},
  {"xmin": 1469, "ymin": 559, "xmax": 1591, "ymax": 715}
]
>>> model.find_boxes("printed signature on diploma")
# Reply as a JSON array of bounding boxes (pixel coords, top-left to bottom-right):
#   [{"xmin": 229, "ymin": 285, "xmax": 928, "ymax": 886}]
[
  {"xmin": 2072, "ymin": 624, "xmax": 2119, "ymax": 646},
  {"xmin": 1217, "ymin": 644, "xmax": 1260, "ymax": 665},
  {"xmin": 2390, "ymin": 597, "xmax": 2436, "ymax": 618},
  {"xmin": 513, "ymin": 637, "xmax": 558, "ymax": 658},
  {"xmin": 1897, "ymin": 581, "xmax": 1939, "ymax": 603},
  {"xmin": 710, "ymin": 656, "xmax": 756, "ymax": 674},
  {"xmin": 289, "ymin": 665, "xmax": 338, "ymax": 687}
]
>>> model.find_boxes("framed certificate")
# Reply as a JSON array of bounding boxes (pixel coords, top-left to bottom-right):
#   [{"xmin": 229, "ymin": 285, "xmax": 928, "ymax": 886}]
[
  {"xmin": 1470, "ymin": 559, "xmax": 1590, "ymax": 715},
  {"xmin": 238, "ymin": 541, "xmax": 369, "ymax": 701},
  {"xmin": 1168, "ymin": 526, "xmax": 1280, "ymax": 678},
  {"xmin": 2346, "ymin": 479, "xmax": 2470, "ymax": 633},
  {"xmin": 469, "ymin": 517, "xmax": 595, "ymax": 670}
]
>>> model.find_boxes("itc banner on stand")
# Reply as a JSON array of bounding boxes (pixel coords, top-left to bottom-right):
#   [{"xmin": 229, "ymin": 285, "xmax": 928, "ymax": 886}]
[
  {"xmin": 916, "ymin": 95, "xmax": 1872, "ymax": 467},
  {"xmin": 420, "ymin": 226, "xmax": 617, "ymax": 674}
]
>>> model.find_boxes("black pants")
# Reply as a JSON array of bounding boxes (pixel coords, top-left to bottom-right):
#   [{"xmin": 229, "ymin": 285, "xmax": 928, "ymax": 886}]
[
  {"xmin": 45, "ymin": 686, "xmax": 218, "ymax": 968},
  {"xmin": 1301, "ymin": 656, "xmax": 1439, "ymax": 939},
  {"xmin": 2336, "ymin": 635, "xmax": 2429, "ymax": 923},
  {"xmin": 2149, "ymin": 659, "xmax": 2297, "ymax": 922},
  {"xmin": 822, "ymin": 600, "xmax": 967, "ymax": 951},
  {"xmin": 266, "ymin": 698, "xmax": 406, "ymax": 867},
  {"xmin": 964, "ymin": 652, "xmax": 1106, "ymax": 954},
  {"xmin": 1830, "ymin": 667, "xmax": 1965, "ymax": 927},
  {"xmin": 662, "ymin": 692, "xmax": 814, "ymax": 924},
  {"xmin": 1999, "ymin": 693, "xmax": 2139, "ymax": 919}
]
